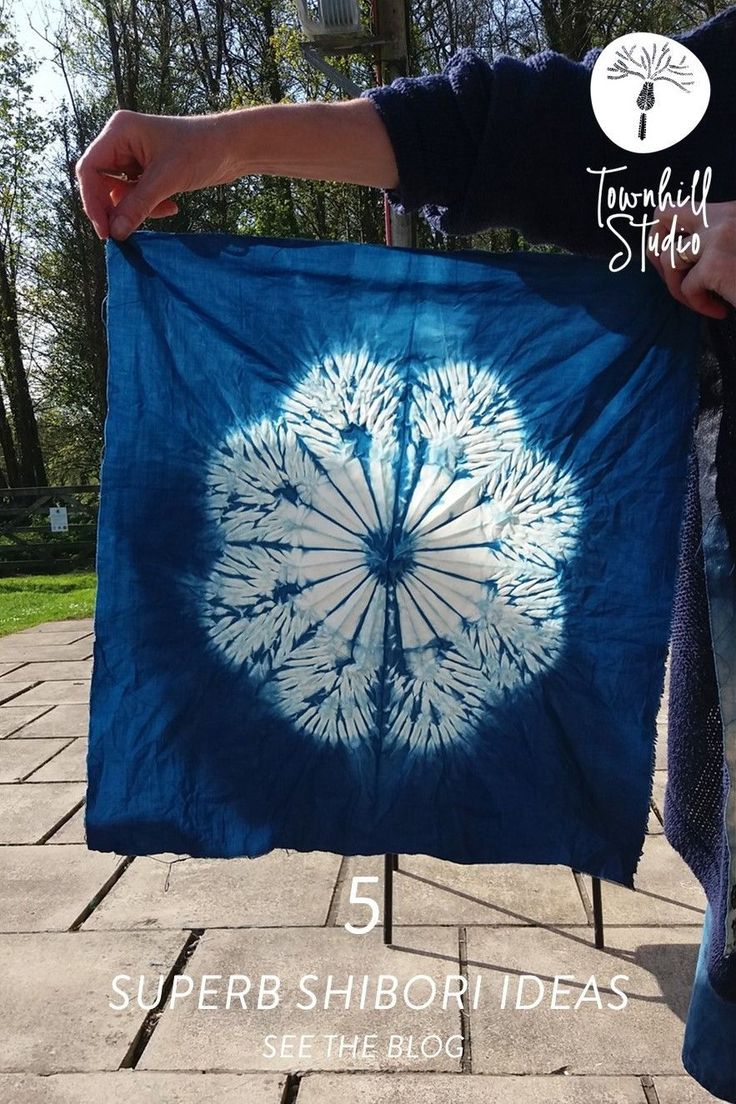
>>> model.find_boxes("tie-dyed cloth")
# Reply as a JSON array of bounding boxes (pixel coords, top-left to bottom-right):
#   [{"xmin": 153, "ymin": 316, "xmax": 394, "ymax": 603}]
[{"xmin": 87, "ymin": 231, "xmax": 699, "ymax": 881}]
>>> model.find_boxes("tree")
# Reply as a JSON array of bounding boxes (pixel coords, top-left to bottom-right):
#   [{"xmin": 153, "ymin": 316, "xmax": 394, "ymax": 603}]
[{"xmin": 0, "ymin": 11, "xmax": 48, "ymax": 487}]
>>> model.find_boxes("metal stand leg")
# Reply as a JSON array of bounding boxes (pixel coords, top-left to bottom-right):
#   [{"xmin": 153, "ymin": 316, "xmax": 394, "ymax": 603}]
[
  {"xmin": 592, "ymin": 877, "xmax": 604, "ymax": 949},
  {"xmin": 383, "ymin": 853, "xmax": 395, "ymax": 945}
]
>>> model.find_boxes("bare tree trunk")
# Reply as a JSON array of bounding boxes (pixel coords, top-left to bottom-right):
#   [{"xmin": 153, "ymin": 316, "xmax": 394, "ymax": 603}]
[
  {"xmin": 103, "ymin": 0, "xmax": 129, "ymax": 107},
  {"xmin": 0, "ymin": 382, "xmax": 20, "ymax": 487},
  {"xmin": 62, "ymin": 120, "xmax": 108, "ymax": 424},
  {"xmin": 0, "ymin": 240, "xmax": 47, "ymax": 486},
  {"xmin": 539, "ymin": 0, "xmax": 593, "ymax": 59}
]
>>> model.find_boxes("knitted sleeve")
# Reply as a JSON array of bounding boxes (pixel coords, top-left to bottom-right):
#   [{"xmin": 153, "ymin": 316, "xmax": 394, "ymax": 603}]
[{"xmin": 360, "ymin": 7, "xmax": 736, "ymax": 256}]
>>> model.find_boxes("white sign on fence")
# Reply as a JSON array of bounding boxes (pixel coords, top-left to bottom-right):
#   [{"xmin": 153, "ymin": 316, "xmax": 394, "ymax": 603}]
[{"xmin": 49, "ymin": 506, "xmax": 69, "ymax": 533}]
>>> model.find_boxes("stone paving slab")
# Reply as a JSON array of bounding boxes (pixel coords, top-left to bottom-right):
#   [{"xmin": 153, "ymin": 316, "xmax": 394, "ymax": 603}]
[
  {"xmin": 84, "ymin": 851, "xmax": 342, "ymax": 930},
  {"xmin": 0, "ymin": 931, "xmax": 188, "ymax": 1073},
  {"xmin": 297, "ymin": 1073, "xmax": 649, "ymax": 1102},
  {"xmin": 0, "ymin": 661, "xmax": 93, "ymax": 682},
  {"xmin": 335, "ymin": 856, "xmax": 587, "ymax": 927},
  {"xmin": 12, "ymin": 703, "xmax": 89, "ymax": 738},
  {"xmin": 0, "ymin": 782, "xmax": 85, "ymax": 843},
  {"xmin": 0, "ymin": 645, "xmax": 93, "ymax": 663},
  {"xmin": 0, "ymin": 1073, "xmax": 286, "ymax": 1103},
  {"xmin": 11, "ymin": 681, "xmax": 90, "ymax": 706},
  {"xmin": 0, "ymin": 845, "xmax": 124, "ymax": 931},
  {"xmin": 654, "ymin": 1076, "xmax": 724, "ymax": 1102},
  {"xmin": 0, "ymin": 681, "xmax": 42, "ymax": 705},
  {"xmin": 650, "ymin": 774, "xmax": 666, "ymax": 835},
  {"xmin": 0, "ymin": 705, "xmax": 52, "ymax": 738},
  {"xmin": 600, "ymin": 836, "xmax": 704, "ymax": 926},
  {"xmin": 47, "ymin": 804, "xmax": 86, "ymax": 844},
  {"xmin": 0, "ymin": 662, "xmax": 26, "ymax": 676},
  {"xmin": 14, "ymin": 629, "xmax": 94, "ymax": 645},
  {"xmin": 647, "ymin": 806, "xmax": 661, "ymax": 835},
  {"xmin": 656, "ymin": 723, "xmax": 668, "ymax": 771},
  {"xmin": 28, "ymin": 738, "xmax": 87, "ymax": 782},
  {"xmin": 140, "ymin": 926, "xmax": 461, "ymax": 1073},
  {"xmin": 18, "ymin": 620, "xmax": 94, "ymax": 634},
  {"xmin": 465, "ymin": 925, "xmax": 699, "ymax": 1075},
  {"xmin": 0, "ymin": 738, "xmax": 71, "ymax": 782}
]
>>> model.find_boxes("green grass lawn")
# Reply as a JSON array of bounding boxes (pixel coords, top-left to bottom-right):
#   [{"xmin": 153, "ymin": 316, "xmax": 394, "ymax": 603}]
[{"xmin": 0, "ymin": 571, "xmax": 97, "ymax": 637}]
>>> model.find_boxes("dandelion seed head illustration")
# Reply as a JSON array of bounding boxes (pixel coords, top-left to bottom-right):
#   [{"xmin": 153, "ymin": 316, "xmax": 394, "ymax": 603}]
[
  {"xmin": 606, "ymin": 39, "xmax": 694, "ymax": 141},
  {"xmin": 197, "ymin": 351, "xmax": 582, "ymax": 755}
]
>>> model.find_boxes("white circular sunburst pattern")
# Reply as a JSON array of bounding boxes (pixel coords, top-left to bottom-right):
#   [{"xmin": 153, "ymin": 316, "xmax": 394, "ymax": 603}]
[{"xmin": 197, "ymin": 351, "xmax": 582, "ymax": 755}]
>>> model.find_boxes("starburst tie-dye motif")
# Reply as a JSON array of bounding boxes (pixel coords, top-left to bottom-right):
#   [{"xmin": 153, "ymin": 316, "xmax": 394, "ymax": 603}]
[
  {"xmin": 87, "ymin": 231, "xmax": 699, "ymax": 880},
  {"xmin": 199, "ymin": 354, "xmax": 580, "ymax": 754}
]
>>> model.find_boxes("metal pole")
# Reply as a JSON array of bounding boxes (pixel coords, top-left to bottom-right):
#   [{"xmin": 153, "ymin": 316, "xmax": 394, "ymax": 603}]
[
  {"xmin": 375, "ymin": 0, "xmax": 413, "ymax": 942},
  {"xmin": 592, "ymin": 877, "xmax": 605, "ymax": 949},
  {"xmin": 383, "ymin": 853, "xmax": 395, "ymax": 944}
]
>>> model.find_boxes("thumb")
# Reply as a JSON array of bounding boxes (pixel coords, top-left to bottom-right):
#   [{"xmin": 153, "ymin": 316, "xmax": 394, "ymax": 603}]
[{"xmin": 109, "ymin": 169, "xmax": 171, "ymax": 240}]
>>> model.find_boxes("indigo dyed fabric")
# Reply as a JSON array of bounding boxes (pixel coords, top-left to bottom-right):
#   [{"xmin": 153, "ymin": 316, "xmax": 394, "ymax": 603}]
[{"xmin": 87, "ymin": 230, "xmax": 699, "ymax": 882}]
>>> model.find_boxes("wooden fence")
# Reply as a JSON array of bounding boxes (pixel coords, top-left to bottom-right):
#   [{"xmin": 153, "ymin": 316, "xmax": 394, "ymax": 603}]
[{"xmin": 0, "ymin": 486, "xmax": 99, "ymax": 576}]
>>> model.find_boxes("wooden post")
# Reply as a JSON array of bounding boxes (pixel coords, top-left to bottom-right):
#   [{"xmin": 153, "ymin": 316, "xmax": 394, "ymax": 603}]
[
  {"xmin": 376, "ymin": 0, "xmax": 413, "ymax": 944},
  {"xmin": 374, "ymin": 0, "xmax": 415, "ymax": 249}
]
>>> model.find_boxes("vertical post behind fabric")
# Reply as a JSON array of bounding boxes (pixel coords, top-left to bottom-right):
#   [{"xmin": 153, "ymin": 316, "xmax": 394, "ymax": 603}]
[
  {"xmin": 592, "ymin": 877, "xmax": 605, "ymax": 949},
  {"xmin": 373, "ymin": 0, "xmax": 414, "ymax": 945}
]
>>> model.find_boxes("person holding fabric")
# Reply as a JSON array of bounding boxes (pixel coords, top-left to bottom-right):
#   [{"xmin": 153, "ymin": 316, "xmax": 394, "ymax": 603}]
[{"xmin": 77, "ymin": 6, "xmax": 736, "ymax": 1099}]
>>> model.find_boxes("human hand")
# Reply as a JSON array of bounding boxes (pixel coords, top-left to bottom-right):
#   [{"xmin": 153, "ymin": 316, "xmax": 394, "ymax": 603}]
[
  {"xmin": 646, "ymin": 200, "xmax": 736, "ymax": 320},
  {"xmin": 75, "ymin": 110, "xmax": 241, "ymax": 241}
]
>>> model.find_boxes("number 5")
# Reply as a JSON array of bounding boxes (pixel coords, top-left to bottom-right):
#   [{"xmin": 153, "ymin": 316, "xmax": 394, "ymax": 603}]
[{"xmin": 344, "ymin": 875, "xmax": 380, "ymax": 935}]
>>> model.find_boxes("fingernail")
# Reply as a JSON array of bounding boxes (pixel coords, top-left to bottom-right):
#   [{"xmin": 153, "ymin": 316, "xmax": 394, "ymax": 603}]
[{"xmin": 110, "ymin": 215, "xmax": 131, "ymax": 239}]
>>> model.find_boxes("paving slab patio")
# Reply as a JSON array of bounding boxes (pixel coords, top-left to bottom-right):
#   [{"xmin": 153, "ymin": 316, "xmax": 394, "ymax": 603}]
[
  {"xmin": 0, "ymin": 661, "xmax": 93, "ymax": 682},
  {"xmin": 82, "ymin": 851, "xmax": 342, "ymax": 930},
  {"xmin": 0, "ymin": 680, "xmax": 43, "ymax": 704},
  {"xmin": 597, "ymin": 835, "xmax": 705, "ymax": 926},
  {"xmin": 14, "ymin": 628, "xmax": 94, "ymax": 644},
  {"xmin": 0, "ymin": 931, "xmax": 189, "ymax": 1073},
  {"xmin": 11, "ymin": 703, "xmax": 89, "ymax": 738},
  {"xmin": 139, "ymin": 926, "xmax": 462, "ymax": 1073},
  {"xmin": 47, "ymin": 804, "xmax": 87, "ymax": 843},
  {"xmin": 17, "ymin": 620, "xmax": 94, "ymax": 634},
  {"xmin": 465, "ymin": 925, "xmax": 700, "ymax": 1075},
  {"xmin": 0, "ymin": 737, "xmax": 71, "ymax": 781},
  {"xmin": 297, "ymin": 1073, "xmax": 650, "ymax": 1102},
  {"xmin": 10, "ymin": 680, "xmax": 90, "ymax": 706},
  {"xmin": 0, "ymin": 781, "xmax": 85, "ymax": 843},
  {"xmin": 0, "ymin": 622, "xmax": 725, "ymax": 1101},
  {"xmin": 0, "ymin": 704, "xmax": 53, "ymax": 738},
  {"xmin": 334, "ymin": 855, "xmax": 588, "ymax": 927},
  {"xmin": 650, "ymin": 773, "xmax": 667, "ymax": 834},
  {"xmin": 654, "ymin": 1075, "xmax": 726, "ymax": 1102},
  {"xmin": 0, "ymin": 845, "xmax": 125, "ymax": 931},
  {"xmin": 0, "ymin": 1072, "xmax": 286, "ymax": 1102},
  {"xmin": 656, "ymin": 723, "xmax": 669, "ymax": 770},
  {"xmin": 27, "ymin": 737, "xmax": 87, "ymax": 781},
  {"xmin": 0, "ymin": 645, "xmax": 93, "ymax": 663},
  {"xmin": 0, "ymin": 662, "xmax": 27, "ymax": 676}
]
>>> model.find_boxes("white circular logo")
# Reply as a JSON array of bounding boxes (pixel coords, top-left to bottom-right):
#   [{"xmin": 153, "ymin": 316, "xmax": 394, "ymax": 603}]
[{"xmin": 591, "ymin": 33, "xmax": 710, "ymax": 154}]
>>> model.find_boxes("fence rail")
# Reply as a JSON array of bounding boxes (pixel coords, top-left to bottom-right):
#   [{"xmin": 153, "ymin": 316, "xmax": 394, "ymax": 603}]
[{"xmin": 0, "ymin": 485, "xmax": 99, "ymax": 576}]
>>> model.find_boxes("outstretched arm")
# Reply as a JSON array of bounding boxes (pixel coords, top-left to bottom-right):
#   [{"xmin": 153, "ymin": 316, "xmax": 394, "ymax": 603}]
[
  {"xmin": 76, "ymin": 99, "xmax": 399, "ymax": 242},
  {"xmin": 77, "ymin": 8, "xmax": 736, "ymax": 316}
]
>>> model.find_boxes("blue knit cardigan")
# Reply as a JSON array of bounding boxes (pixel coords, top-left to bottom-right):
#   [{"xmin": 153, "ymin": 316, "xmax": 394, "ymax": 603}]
[{"xmin": 362, "ymin": 8, "xmax": 736, "ymax": 1099}]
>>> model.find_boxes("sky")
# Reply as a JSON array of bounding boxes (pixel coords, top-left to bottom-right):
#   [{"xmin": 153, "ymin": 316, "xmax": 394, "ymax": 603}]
[{"xmin": 11, "ymin": 0, "xmax": 70, "ymax": 114}]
